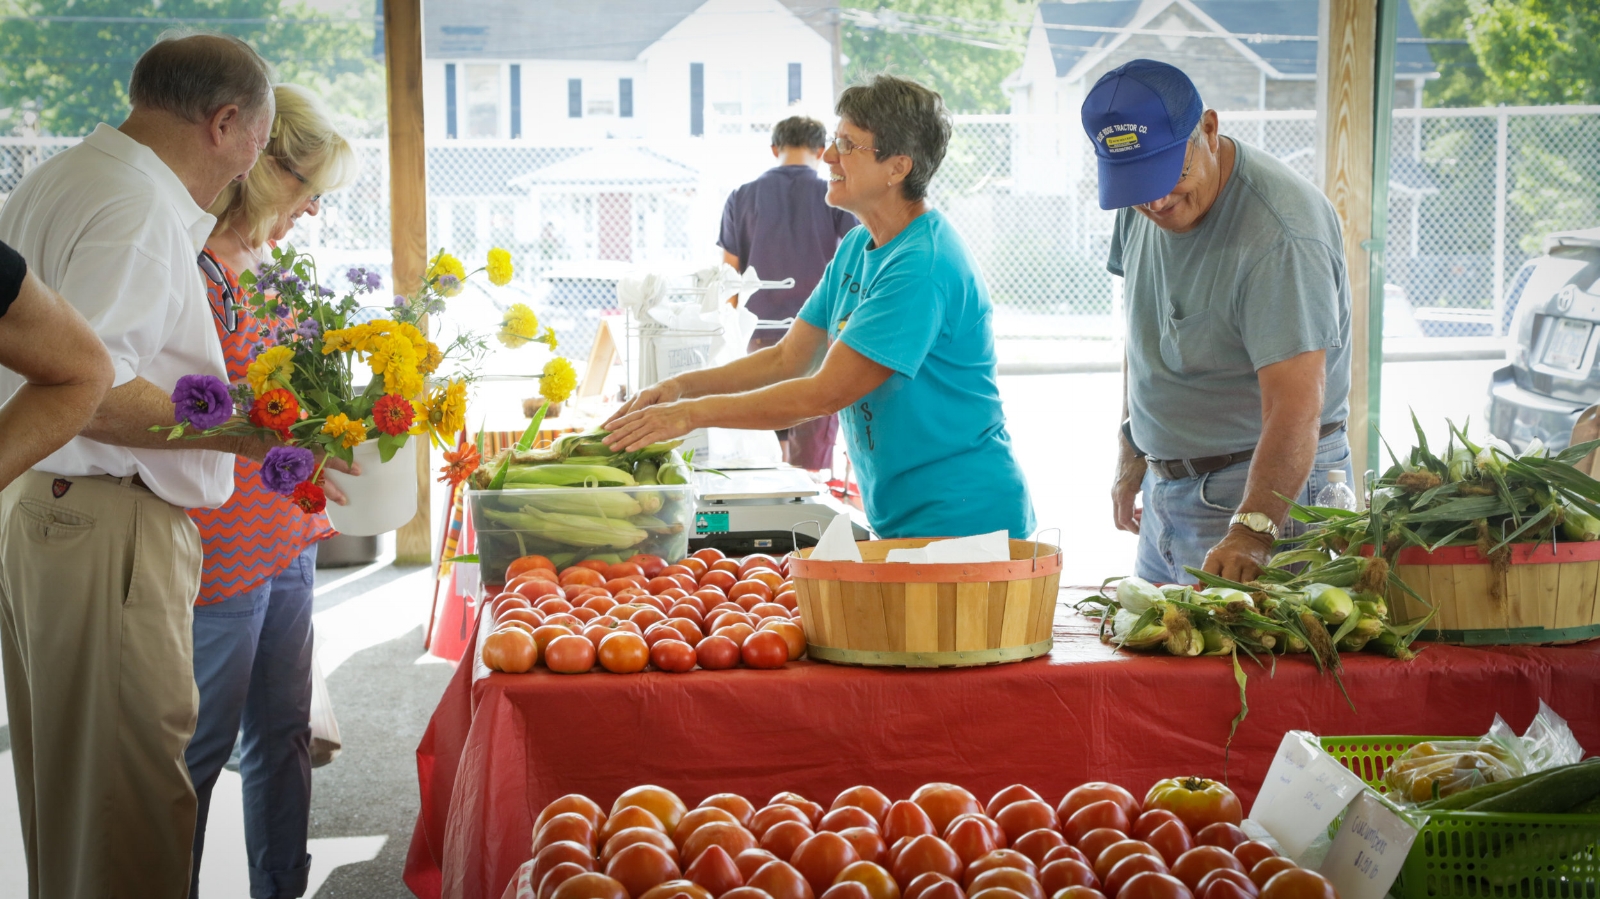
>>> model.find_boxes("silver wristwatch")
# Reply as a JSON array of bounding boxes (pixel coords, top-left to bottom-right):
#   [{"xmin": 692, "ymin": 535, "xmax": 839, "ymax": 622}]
[{"xmin": 1230, "ymin": 511, "xmax": 1279, "ymax": 541}]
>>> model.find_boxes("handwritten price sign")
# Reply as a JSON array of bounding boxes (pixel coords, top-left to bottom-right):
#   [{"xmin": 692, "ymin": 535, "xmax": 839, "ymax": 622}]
[
  {"xmin": 1319, "ymin": 790, "xmax": 1422, "ymax": 899},
  {"xmin": 1248, "ymin": 731, "xmax": 1368, "ymax": 858}
]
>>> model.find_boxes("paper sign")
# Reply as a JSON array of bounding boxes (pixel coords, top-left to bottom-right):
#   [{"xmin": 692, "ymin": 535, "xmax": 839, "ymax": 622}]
[
  {"xmin": 1319, "ymin": 790, "xmax": 1423, "ymax": 899},
  {"xmin": 1248, "ymin": 731, "xmax": 1369, "ymax": 858}
]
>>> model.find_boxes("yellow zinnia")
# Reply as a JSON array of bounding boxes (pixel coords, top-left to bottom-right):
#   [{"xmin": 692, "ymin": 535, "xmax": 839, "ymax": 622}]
[
  {"xmin": 414, "ymin": 380, "xmax": 468, "ymax": 447},
  {"xmin": 486, "ymin": 248, "xmax": 514, "ymax": 287},
  {"xmin": 418, "ymin": 341, "xmax": 445, "ymax": 374},
  {"xmin": 369, "ymin": 334, "xmax": 422, "ymax": 398},
  {"xmin": 498, "ymin": 303, "xmax": 539, "ymax": 349},
  {"xmin": 537, "ymin": 326, "xmax": 558, "ymax": 350},
  {"xmin": 321, "ymin": 413, "xmax": 367, "ymax": 449},
  {"xmin": 426, "ymin": 252, "xmax": 466, "ymax": 297},
  {"xmin": 245, "ymin": 345, "xmax": 296, "ymax": 396},
  {"xmin": 540, "ymin": 357, "xmax": 577, "ymax": 404}
]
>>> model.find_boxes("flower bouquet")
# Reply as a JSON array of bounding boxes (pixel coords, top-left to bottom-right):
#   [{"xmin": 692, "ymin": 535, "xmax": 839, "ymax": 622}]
[{"xmin": 160, "ymin": 246, "xmax": 578, "ymax": 535}]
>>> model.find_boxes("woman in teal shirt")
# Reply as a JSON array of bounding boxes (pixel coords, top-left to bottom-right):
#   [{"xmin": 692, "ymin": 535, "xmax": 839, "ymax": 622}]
[{"xmin": 605, "ymin": 74, "xmax": 1034, "ymax": 539}]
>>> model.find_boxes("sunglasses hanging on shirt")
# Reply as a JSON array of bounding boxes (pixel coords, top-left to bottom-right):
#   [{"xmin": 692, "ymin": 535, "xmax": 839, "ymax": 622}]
[{"xmin": 197, "ymin": 250, "xmax": 238, "ymax": 334}]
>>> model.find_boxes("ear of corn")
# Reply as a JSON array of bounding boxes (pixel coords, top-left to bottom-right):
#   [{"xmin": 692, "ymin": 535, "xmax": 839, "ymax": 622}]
[
  {"xmin": 481, "ymin": 507, "xmax": 647, "ymax": 549},
  {"xmin": 504, "ymin": 463, "xmax": 636, "ymax": 487},
  {"xmin": 517, "ymin": 489, "xmax": 642, "ymax": 518}
]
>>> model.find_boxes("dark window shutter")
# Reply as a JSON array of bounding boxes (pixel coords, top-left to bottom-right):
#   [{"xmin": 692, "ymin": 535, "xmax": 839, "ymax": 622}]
[
  {"xmin": 788, "ymin": 63, "xmax": 802, "ymax": 104},
  {"xmin": 510, "ymin": 64, "xmax": 522, "ymax": 138},
  {"xmin": 690, "ymin": 63, "xmax": 704, "ymax": 136},
  {"xmin": 445, "ymin": 63, "xmax": 458, "ymax": 138},
  {"xmin": 568, "ymin": 78, "xmax": 582, "ymax": 118},
  {"xmin": 620, "ymin": 78, "xmax": 634, "ymax": 118}
]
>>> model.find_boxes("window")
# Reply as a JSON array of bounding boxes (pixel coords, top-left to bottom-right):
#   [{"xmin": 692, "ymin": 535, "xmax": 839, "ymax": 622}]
[
  {"xmin": 466, "ymin": 64, "xmax": 499, "ymax": 138},
  {"xmin": 619, "ymin": 78, "xmax": 633, "ymax": 118},
  {"xmin": 711, "ymin": 69, "xmax": 742, "ymax": 116},
  {"xmin": 689, "ymin": 64, "xmax": 704, "ymax": 136},
  {"xmin": 568, "ymin": 79, "xmax": 582, "ymax": 118},
  {"xmin": 788, "ymin": 63, "xmax": 802, "ymax": 104},
  {"xmin": 752, "ymin": 69, "xmax": 781, "ymax": 118},
  {"xmin": 445, "ymin": 63, "xmax": 458, "ymax": 138},
  {"xmin": 587, "ymin": 97, "xmax": 615, "ymax": 116},
  {"xmin": 510, "ymin": 64, "xmax": 521, "ymax": 138}
]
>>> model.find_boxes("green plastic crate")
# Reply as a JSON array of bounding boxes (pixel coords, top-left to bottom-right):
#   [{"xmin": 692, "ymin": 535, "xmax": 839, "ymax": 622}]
[{"xmin": 1320, "ymin": 735, "xmax": 1600, "ymax": 899}]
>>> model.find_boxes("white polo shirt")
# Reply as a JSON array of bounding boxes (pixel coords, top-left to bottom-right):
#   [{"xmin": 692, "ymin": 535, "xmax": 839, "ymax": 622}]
[{"xmin": 0, "ymin": 124, "xmax": 235, "ymax": 509}]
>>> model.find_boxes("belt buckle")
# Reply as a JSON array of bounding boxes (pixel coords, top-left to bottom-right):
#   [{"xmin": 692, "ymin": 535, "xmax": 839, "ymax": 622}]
[{"xmin": 1181, "ymin": 458, "xmax": 1200, "ymax": 479}]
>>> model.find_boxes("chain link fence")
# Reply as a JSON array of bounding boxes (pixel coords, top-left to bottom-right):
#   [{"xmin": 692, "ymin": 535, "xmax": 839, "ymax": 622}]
[{"xmin": 6, "ymin": 104, "xmax": 1598, "ymax": 349}]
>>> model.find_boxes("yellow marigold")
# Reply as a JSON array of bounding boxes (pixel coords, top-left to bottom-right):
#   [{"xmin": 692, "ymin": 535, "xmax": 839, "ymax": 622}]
[
  {"xmin": 413, "ymin": 380, "xmax": 468, "ymax": 447},
  {"xmin": 321, "ymin": 412, "xmax": 367, "ymax": 449},
  {"xmin": 321, "ymin": 327, "xmax": 357, "ymax": 354},
  {"xmin": 426, "ymin": 252, "xmax": 466, "ymax": 297},
  {"xmin": 418, "ymin": 341, "xmax": 445, "ymax": 374},
  {"xmin": 498, "ymin": 303, "xmax": 539, "ymax": 349},
  {"xmin": 486, "ymin": 248, "xmax": 514, "ymax": 287},
  {"xmin": 245, "ymin": 345, "xmax": 296, "ymax": 397},
  {"xmin": 369, "ymin": 334, "xmax": 422, "ymax": 398},
  {"xmin": 537, "ymin": 326, "xmax": 558, "ymax": 350},
  {"xmin": 540, "ymin": 357, "xmax": 577, "ymax": 404}
]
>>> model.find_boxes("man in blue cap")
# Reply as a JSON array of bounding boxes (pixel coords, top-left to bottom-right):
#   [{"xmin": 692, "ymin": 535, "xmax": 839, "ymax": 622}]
[{"xmin": 1082, "ymin": 59, "xmax": 1354, "ymax": 584}]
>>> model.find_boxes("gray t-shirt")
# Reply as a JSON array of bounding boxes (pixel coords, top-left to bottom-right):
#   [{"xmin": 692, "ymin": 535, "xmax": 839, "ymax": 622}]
[{"xmin": 1108, "ymin": 138, "xmax": 1351, "ymax": 460}]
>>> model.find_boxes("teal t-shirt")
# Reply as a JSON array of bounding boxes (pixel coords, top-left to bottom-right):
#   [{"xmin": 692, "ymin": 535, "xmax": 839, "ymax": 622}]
[{"xmin": 798, "ymin": 209, "xmax": 1035, "ymax": 539}]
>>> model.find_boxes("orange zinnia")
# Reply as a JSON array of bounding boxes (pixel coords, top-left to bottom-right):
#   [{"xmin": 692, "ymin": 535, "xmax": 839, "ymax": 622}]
[
  {"xmin": 250, "ymin": 388, "xmax": 299, "ymax": 438},
  {"xmin": 373, "ymin": 393, "xmax": 414, "ymax": 436},
  {"xmin": 438, "ymin": 440, "xmax": 480, "ymax": 486}
]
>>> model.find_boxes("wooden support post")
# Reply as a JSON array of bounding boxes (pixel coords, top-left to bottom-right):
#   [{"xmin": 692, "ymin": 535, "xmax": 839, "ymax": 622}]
[
  {"xmin": 1318, "ymin": 0, "xmax": 1376, "ymax": 493},
  {"xmin": 385, "ymin": 0, "xmax": 431, "ymax": 564}
]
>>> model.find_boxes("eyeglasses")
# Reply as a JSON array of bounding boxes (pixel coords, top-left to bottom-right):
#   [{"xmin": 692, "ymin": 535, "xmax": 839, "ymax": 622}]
[
  {"xmin": 274, "ymin": 156, "xmax": 321, "ymax": 204},
  {"xmin": 827, "ymin": 134, "xmax": 884, "ymax": 157},
  {"xmin": 197, "ymin": 250, "xmax": 238, "ymax": 334}
]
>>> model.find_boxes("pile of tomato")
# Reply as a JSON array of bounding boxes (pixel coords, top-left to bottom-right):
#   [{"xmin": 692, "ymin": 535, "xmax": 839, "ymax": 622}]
[
  {"xmin": 506, "ymin": 779, "xmax": 1341, "ymax": 899},
  {"xmin": 480, "ymin": 549, "xmax": 807, "ymax": 675}
]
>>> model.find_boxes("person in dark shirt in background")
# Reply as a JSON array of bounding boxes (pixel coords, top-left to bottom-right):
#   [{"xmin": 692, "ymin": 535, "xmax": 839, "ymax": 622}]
[{"xmin": 718, "ymin": 115, "xmax": 857, "ymax": 472}]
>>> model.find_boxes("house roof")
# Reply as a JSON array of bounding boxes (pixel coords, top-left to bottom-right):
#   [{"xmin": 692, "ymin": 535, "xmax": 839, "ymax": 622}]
[
  {"xmin": 1039, "ymin": 0, "xmax": 1436, "ymax": 80},
  {"xmin": 423, "ymin": 0, "xmax": 708, "ymax": 60},
  {"xmin": 509, "ymin": 146, "xmax": 700, "ymax": 192}
]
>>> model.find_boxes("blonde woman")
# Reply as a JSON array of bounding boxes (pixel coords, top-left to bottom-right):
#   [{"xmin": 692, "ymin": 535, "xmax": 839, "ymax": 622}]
[{"xmin": 185, "ymin": 83, "xmax": 357, "ymax": 899}]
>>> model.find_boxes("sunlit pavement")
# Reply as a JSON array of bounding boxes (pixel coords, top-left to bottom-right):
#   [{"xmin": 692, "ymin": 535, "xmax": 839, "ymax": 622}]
[{"xmin": 0, "ymin": 361, "xmax": 1506, "ymax": 895}]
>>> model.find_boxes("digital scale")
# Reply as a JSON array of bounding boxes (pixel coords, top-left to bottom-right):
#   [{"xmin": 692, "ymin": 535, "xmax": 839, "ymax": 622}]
[{"xmin": 689, "ymin": 466, "xmax": 869, "ymax": 556}]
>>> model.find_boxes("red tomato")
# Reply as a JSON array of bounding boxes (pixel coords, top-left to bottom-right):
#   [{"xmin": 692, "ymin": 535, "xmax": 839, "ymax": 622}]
[
  {"xmin": 1075, "ymin": 829, "xmax": 1127, "ymax": 865},
  {"xmin": 820, "ymin": 883, "xmax": 872, "ymax": 899},
  {"xmin": 650, "ymin": 639, "xmax": 698, "ymax": 673},
  {"xmin": 1143, "ymin": 780, "xmax": 1242, "ymax": 834},
  {"xmin": 1131, "ymin": 811, "xmax": 1182, "ymax": 843},
  {"xmin": 630, "ymin": 606, "xmax": 669, "ymax": 630},
  {"xmin": 606, "ymin": 842, "xmax": 683, "ymax": 898},
  {"xmin": 604, "ymin": 827, "xmax": 680, "ymax": 865},
  {"xmin": 1194, "ymin": 825, "xmax": 1247, "ymax": 852},
  {"xmin": 638, "ymin": 881, "xmax": 713, "ymax": 899},
  {"xmin": 695, "ymin": 586, "xmax": 730, "ymax": 607},
  {"xmin": 837, "ymin": 828, "xmax": 885, "ymax": 866},
  {"xmin": 606, "ymin": 577, "xmax": 644, "ymax": 595},
  {"xmin": 739, "ymin": 554, "xmax": 780, "ymax": 577},
  {"xmin": 770, "ymin": 794, "xmax": 825, "ymax": 828},
  {"xmin": 1058, "ymin": 784, "xmax": 1140, "ymax": 828},
  {"xmin": 545, "ymin": 612, "xmax": 583, "ymax": 629},
  {"xmin": 1091, "ymin": 841, "xmax": 1158, "ymax": 883},
  {"xmin": 1118, "ymin": 872, "xmax": 1193, "ymax": 899},
  {"xmin": 553, "ymin": 872, "xmax": 629, "ymax": 899},
  {"xmin": 1246, "ymin": 859, "xmax": 1296, "ymax": 891},
  {"xmin": 536, "ymin": 813, "xmax": 598, "ymax": 854},
  {"xmin": 677, "ymin": 557, "xmax": 709, "ymax": 578},
  {"xmin": 691, "ymin": 548, "xmax": 726, "ymax": 564},
  {"xmin": 1194, "ymin": 869, "xmax": 1256, "ymax": 899},
  {"xmin": 747, "ymin": 860, "xmax": 814, "ymax": 899},
  {"xmin": 911, "ymin": 784, "xmax": 984, "ymax": 835},
  {"xmin": 996, "ymin": 800, "xmax": 1059, "ymax": 843},
  {"xmin": 987, "ymin": 785, "xmax": 1045, "ymax": 820},
  {"xmin": 560, "ymin": 567, "xmax": 606, "ymax": 589},
  {"xmin": 614, "ymin": 787, "xmax": 689, "ymax": 835},
  {"xmin": 574, "ymin": 559, "xmax": 611, "ymax": 574},
  {"xmin": 742, "ymin": 630, "xmax": 789, "ymax": 669},
  {"xmin": 1257, "ymin": 869, "xmax": 1334, "ymax": 899},
  {"xmin": 1103, "ymin": 854, "xmax": 1169, "ymax": 899},
  {"xmin": 1065, "ymin": 801, "xmax": 1131, "ymax": 846},
  {"xmin": 716, "ymin": 623, "xmax": 757, "ymax": 647},
  {"xmin": 1042, "ymin": 844, "xmax": 1091, "ymax": 867},
  {"xmin": 774, "ymin": 591, "xmax": 800, "ymax": 612},
  {"xmin": 507, "ymin": 555, "xmax": 557, "ymax": 578},
  {"xmin": 832, "ymin": 786, "xmax": 892, "ymax": 826},
  {"xmin": 835, "ymin": 860, "xmax": 901, "ymax": 899},
  {"xmin": 660, "ymin": 564, "xmax": 697, "ymax": 580},
  {"xmin": 904, "ymin": 873, "xmax": 960, "ymax": 899},
  {"xmin": 581, "ymin": 595, "xmax": 619, "ymax": 615},
  {"xmin": 544, "ymin": 634, "xmax": 596, "ymax": 673},
  {"xmin": 791, "ymin": 832, "xmax": 860, "ymax": 895},
  {"xmin": 650, "ymin": 576, "xmax": 684, "ymax": 594},
  {"xmin": 1170, "ymin": 847, "xmax": 1244, "ymax": 890},
  {"xmin": 710, "ymin": 558, "xmax": 742, "ymax": 575},
  {"xmin": 538, "ymin": 862, "xmax": 589, "ymax": 899},
  {"xmin": 1229, "ymin": 844, "xmax": 1277, "ymax": 875},
  {"xmin": 683, "ymin": 821, "xmax": 757, "ymax": 864},
  {"xmin": 750, "ymin": 601, "xmax": 791, "ymax": 620},
  {"xmin": 963, "ymin": 849, "xmax": 1038, "ymax": 888},
  {"xmin": 701, "ymin": 794, "xmax": 758, "ymax": 829},
  {"xmin": 752, "ymin": 804, "xmax": 812, "ymax": 838},
  {"xmin": 723, "ymin": 889, "xmax": 776, "ymax": 899},
  {"xmin": 568, "ymin": 607, "xmax": 600, "ymax": 624},
  {"xmin": 533, "ymin": 841, "xmax": 598, "ymax": 885},
  {"xmin": 1199, "ymin": 881, "xmax": 1255, "ymax": 899},
  {"xmin": 624, "ymin": 554, "xmax": 668, "ymax": 577},
  {"xmin": 1039, "ymin": 858, "xmax": 1097, "ymax": 895},
  {"xmin": 1012, "ymin": 828, "xmax": 1067, "ymax": 866},
  {"xmin": 515, "ymin": 578, "xmax": 566, "ymax": 602},
  {"xmin": 947, "ymin": 817, "xmax": 1002, "ymax": 867},
  {"xmin": 696, "ymin": 635, "xmax": 741, "ymax": 670},
  {"xmin": 883, "ymin": 800, "xmax": 938, "ymax": 843},
  {"xmin": 670, "ymin": 605, "xmax": 708, "ymax": 629},
  {"xmin": 819, "ymin": 806, "xmax": 878, "ymax": 834},
  {"xmin": 1146, "ymin": 820, "xmax": 1194, "ymax": 866},
  {"xmin": 537, "ymin": 597, "xmax": 575, "ymax": 616},
  {"xmin": 919, "ymin": 882, "xmax": 967, "ymax": 899},
  {"xmin": 735, "ymin": 849, "xmax": 780, "ymax": 880},
  {"xmin": 684, "ymin": 844, "xmax": 745, "ymax": 896},
  {"xmin": 601, "ymin": 806, "xmax": 669, "ymax": 843},
  {"xmin": 481, "ymin": 628, "xmax": 537, "ymax": 673},
  {"xmin": 644, "ymin": 623, "xmax": 682, "ymax": 646},
  {"xmin": 890, "ymin": 834, "xmax": 963, "ymax": 888},
  {"xmin": 761, "ymin": 820, "xmax": 815, "ymax": 860},
  {"xmin": 536, "ymin": 794, "xmax": 607, "ymax": 833},
  {"xmin": 700, "ymin": 569, "xmax": 739, "ymax": 593},
  {"xmin": 1051, "ymin": 889, "xmax": 1107, "ymax": 899},
  {"xmin": 968, "ymin": 867, "xmax": 1046, "ymax": 899}
]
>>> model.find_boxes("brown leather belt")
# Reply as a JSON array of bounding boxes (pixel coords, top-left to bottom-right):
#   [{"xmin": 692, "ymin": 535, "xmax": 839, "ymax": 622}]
[{"xmin": 1146, "ymin": 420, "xmax": 1346, "ymax": 480}]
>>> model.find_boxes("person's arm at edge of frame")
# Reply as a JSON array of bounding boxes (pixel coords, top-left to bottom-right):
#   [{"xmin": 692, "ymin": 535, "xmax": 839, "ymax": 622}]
[
  {"xmin": 1112, "ymin": 349, "xmax": 1145, "ymax": 534},
  {"xmin": 0, "ymin": 269, "xmax": 116, "ymax": 490},
  {"xmin": 604, "ymin": 321, "xmax": 890, "ymax": 452},
  {"xmin": 1201, "ymin": 349, "xmax": 1327, "ymax": 582}
]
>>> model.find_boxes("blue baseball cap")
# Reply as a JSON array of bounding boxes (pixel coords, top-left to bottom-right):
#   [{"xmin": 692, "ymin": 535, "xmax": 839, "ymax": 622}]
[{"xmin": 1080, "ymin": 59, "xmax": 1204, "ymax": 210}]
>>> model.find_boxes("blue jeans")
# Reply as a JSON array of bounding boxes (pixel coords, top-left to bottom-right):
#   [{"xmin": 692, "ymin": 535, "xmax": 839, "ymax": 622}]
[
  {"xmin": 185, "ymin": 545, "xmax": 317, "ymax": 899},
  {"xmin": 1136, "ymin": 428, "xmax": 1353, "ymax": 583}
]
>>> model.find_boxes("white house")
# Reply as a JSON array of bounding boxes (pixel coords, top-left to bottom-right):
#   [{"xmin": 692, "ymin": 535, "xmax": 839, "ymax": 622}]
[{"xmin": 420, "ymin": 0, "xmax": 836, "ymax": 143}]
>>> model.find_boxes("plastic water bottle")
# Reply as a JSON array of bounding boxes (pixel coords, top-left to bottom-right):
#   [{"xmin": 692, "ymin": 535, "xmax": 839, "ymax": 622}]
[{"xmin": 1315, "ymin": 470, "xmax": 1358, "ymax": 511}]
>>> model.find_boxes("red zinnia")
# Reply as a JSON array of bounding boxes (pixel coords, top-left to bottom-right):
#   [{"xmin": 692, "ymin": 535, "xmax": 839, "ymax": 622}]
[
  {"xmin": 372, "ymin": 393, "xmax": 415, "ymax": 436},
  {"xmin": 250, "ymin": 388, "xmax": 300, "ymax": 435},
  {"xmin": 291, "ymin": 480, "xmax": 326, "ymax": 514}
]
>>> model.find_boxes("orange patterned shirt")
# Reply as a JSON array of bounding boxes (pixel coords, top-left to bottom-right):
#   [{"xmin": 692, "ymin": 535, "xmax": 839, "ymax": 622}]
[{"xmin": 188, "ymin": 251, "xmax": 333, "ymax": 604}]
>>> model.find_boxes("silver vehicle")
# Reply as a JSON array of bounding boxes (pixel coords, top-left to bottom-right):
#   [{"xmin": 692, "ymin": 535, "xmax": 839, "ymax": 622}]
[{"xmin": 1488, "ymin": 227, "xmax": 1600, "ymax": 451}]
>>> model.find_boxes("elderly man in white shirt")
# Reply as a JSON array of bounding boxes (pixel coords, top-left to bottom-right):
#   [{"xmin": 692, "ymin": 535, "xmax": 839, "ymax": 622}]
[{"xmin": 0, "ymin": 34, "xmax": 296, "ymax": 898}]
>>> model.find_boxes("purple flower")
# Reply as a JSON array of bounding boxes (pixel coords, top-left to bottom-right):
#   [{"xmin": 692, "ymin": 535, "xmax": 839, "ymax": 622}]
[
  {"xmin": 275, "ymin": 304, "xmax": 291, "ymax": 318},
  {"xmin": 171, "ymin": 374, "xmax": 233, "ymax": 430},
  {"xmin": 229, "ymin": 381, "xmax": 255, "ymax": 408},
  {"xmin": 296, "ymin": 319, "xmax": 322, "ymax": 340},
  {"xmin": 346, "ymin": 267, "xmax": 364, "ymax": 285},
  {"xmin": 282, "ymin": 274, "xmax": 302, "ymax": 289},
  {"xmin": 393, "ymin": 295, "xmax": 408, "ymax": 308},
  {"xmin": 260, "ymin": 445, "xmax": 315, "ymax": 496},
  {"xmin": 438, "ymin": 274, "xmax": 459, "ymax": 292},
  {"xmin": 317, "ymin": 285, "xmax": 335, "ymax": 297},
  {"xmin": 365, "ymin": 271, "xmax": 383, "ymax": 290}
]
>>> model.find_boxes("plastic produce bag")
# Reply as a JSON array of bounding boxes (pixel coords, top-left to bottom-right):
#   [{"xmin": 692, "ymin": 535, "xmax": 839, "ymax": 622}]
[{"xmin": 1383, "ymin": 699, "xmax": 1584, "ymax": 804}]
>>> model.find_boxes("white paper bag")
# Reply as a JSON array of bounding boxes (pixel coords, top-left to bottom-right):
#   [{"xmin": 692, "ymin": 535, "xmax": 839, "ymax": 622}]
[
  {"xmin": 1319, "ymin": 790, "xmax": 1423, "ymax": 899},
  {"xmin": 309, "ymin": 638, "xmax": 342, "ymax": 769},
  {"xmin": 811, "ymin": 513, "xmax": 862, "ymax": 562},
  {"xmin": 1248, "ymin": 731, "xmax": 1367, "ymax": 859}
]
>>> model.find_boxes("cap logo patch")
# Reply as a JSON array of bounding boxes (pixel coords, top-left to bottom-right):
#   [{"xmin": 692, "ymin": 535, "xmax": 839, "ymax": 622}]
[{"xmin": 1095, "ymin": 123, "xmax": 1148, "ymax": 153}]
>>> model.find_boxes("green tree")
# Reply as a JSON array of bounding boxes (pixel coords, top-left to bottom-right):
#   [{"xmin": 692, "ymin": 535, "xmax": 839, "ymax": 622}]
[
  {"xmin": 1410, "ymin": 0, "xmax": 1491, "ymax": 106},
  {"xmin": 841, "ymin": 0, "xmax": 1034, "ymax": 113},
  {"xmin": 0, "ymin": 0, "xmax": 384, "ymax": 137},
  {"xmin": 1465, "ymin": 0, "xmax": 1600, "ymax": 104}
]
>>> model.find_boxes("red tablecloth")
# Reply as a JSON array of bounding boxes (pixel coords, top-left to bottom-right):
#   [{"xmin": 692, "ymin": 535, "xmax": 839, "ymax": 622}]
[{"xmin": 403, "ymin": 598, "xmax": 1600, "ymax": 899}]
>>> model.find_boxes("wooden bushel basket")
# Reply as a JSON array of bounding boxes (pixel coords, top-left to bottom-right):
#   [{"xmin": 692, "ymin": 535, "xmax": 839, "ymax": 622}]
[
  {"xmin": 788, "ymin": 538, "xmax": 1062, "ymax": 667},
  {"xmin": 1389, "ymin": 541, "xmax": 1600, "ymax": 645}
]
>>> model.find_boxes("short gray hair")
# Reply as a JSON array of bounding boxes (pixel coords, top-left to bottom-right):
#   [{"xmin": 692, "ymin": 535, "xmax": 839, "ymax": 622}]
[
  {"xmin": 835, "ymin": 74, "xmax": 952, "ymax": 201},
  {"xmin": 130, "ymin": 33, "xmax": 274, "ymax": 124}
]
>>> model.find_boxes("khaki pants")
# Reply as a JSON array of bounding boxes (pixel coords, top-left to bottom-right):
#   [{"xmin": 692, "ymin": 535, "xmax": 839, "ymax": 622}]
[{"xmin": 0, "ymin": 470, "xmax": 202, "ymax": 898}]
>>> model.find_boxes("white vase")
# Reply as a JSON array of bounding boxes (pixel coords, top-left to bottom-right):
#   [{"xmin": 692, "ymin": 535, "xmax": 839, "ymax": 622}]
[{"xmin": 322, "ymin": 438, "xmax": 418, "ymax": 537}]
